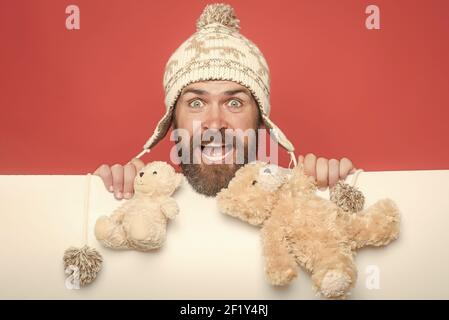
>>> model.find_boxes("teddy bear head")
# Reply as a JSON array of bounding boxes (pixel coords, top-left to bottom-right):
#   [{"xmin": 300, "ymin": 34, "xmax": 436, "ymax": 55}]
[
  {"xmin": 217, "ymin": 162, "xmax": 291, "ymax": 226},
  {"xmin": 134, "ymin": 161, "xmax": 183, "ymax": 197}
]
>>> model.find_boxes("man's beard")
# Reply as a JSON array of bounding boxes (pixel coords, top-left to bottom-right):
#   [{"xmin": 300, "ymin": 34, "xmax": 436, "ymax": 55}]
[
  {"xmin": 174, "ymin": 127, "xmax": 257, "ymax": 197},
  {"xmin": 181, "ymin": 160, "xmax": 243, "ymax": 197}
]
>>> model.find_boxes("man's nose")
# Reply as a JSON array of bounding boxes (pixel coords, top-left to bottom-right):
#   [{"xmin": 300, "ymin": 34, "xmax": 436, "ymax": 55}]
[{"xmin": 202, "ymin": 105, "xmax": 227, "ymax": 130}]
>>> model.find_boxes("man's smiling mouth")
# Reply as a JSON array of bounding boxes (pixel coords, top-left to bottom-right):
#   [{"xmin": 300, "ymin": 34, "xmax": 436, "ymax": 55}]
[{"xmin": 200, "ymin": 143, "xmax": 234, "ymax": 163}]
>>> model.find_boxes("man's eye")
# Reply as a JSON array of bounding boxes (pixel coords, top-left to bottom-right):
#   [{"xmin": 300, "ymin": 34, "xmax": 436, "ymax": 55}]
[
  {"xmin": 227, "ymin": 99, "xmax": 242, "ymax": 109},
  {"xmin": 189, "ymin": 99, "xmax": 204, "ymax": 109}
]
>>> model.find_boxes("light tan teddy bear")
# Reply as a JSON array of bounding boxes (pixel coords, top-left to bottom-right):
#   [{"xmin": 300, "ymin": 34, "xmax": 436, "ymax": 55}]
[
  {"xmin": 95, "ymin": 161, "xmax": 183, "ymax": 251},
  {"xmin": 217, "ymin": 162, "xmax": 400, "ymax": 298}
]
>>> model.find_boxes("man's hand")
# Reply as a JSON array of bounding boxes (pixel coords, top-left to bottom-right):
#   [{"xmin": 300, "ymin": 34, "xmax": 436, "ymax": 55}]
[
  {"xmin": 93, "ymin": 158, "xmax": 145, "ymax": 200},
  {"xmin": 298, "ymin": 153, "xmax": 357, "ymax": 190}
]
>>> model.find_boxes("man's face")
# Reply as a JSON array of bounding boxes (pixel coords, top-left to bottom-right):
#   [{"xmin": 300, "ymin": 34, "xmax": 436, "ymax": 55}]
[{"xmin": 173, "ymin": 80, "xmax": 261, "ymax": 196}]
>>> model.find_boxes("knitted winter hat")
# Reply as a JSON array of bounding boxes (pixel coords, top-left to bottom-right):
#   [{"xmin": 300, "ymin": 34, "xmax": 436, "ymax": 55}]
[{"xmin": 133, "ymin": 3, "xmax": 296, "ymax": 165}]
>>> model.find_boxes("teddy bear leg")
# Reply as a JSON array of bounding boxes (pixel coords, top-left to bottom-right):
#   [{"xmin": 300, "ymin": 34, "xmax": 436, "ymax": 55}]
[
  {"xmin": 261, "ymin": 227, "xmax": 298, "ymax": 286},
  {"xmin": 310, "ymin": 250, "xmax": 357, "ymax": 299},
  {"xmin": 348, "ymin": 198, "xmax": 400, "ymax": 249},
  {"xmin": 126, "ymin": 214, "xmax": 166, "ymax": 251},
  {"xmin": 94, "ymin": 215, "xmax": 128, "ymax": 249}
]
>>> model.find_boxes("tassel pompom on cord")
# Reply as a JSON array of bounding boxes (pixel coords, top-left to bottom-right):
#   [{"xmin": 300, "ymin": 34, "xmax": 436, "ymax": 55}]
[
  {"xmin": 330, "ymin": 168, "xmax": 366, "ymax": 213},
  {"xmin": 296, "ymin": 154, "xmax": 365, "ymax": 213},
  {"xmin": 63, "ymin": 173, "xmax": 103, "ymax": 288}
]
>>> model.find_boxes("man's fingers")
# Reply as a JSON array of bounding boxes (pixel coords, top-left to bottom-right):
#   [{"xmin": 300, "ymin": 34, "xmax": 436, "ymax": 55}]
[
  {"xmin": 328, "ymin": 158, "xmax": 340, "ymax": 188},
  {"xmin": 339, "ymin": 157, "xmax": 354, "ymax": 180},
  {"xmin": 123, "ymin": 163, "xmax": 137, "ymax": 199},
  {"xmin": 93, "ymin": 164, "xmax": 113, "ymax": 192},
  {"xmin": 316, "ymin": 157, "xmax": 328, "ymax": 190},
  {"xmin": 111, "ymin": 164, "xmax": 124, "ymax": 199},
  {"xmin": 297, "ymin": 154, "xmax": 304, "ymax": 164},
  {"xmin": 303, "ymin": 153, "xmax": 317, "ymax": 178},
  {"xmin": 93, "ymin": 159, "xmax": 146, "ymax": 200}
]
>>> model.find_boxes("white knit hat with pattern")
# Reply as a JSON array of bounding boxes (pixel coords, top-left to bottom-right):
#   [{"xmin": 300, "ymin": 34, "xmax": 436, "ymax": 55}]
[{"xmin": 134, "ymin": 3, "xmax": 296, "ymax": 165}]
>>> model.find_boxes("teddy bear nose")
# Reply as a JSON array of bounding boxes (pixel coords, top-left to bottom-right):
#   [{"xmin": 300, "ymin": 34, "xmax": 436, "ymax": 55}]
[{"xmin": 139, "ymin": 172, "xmax": 144, "ymax": 177}]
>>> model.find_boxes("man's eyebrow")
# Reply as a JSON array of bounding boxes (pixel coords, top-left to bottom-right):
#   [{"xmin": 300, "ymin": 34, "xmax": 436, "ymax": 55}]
[
  {"xmin": 222, "ymin": 89, "xmax": 251, "ymax": 97},
  {"xmin": 181, "ymin": 88, "xmax": 251, "ymax": 97},
  {"xmin": 181, "ymin": 89, "xmax": 208, "ymax": 96}
]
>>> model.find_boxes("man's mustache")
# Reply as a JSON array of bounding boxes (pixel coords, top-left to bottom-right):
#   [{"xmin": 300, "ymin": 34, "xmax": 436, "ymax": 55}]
[{"xmin": 198, "ymin": 128, "xmax": 242, "ymax": 147}]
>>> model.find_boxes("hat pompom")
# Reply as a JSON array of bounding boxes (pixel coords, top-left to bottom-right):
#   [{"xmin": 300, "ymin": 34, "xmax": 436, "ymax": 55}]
[
  {"xmin": 63, "ymin": 245, "xmax": 103, "ymax": 287},
  {"xmin": 196, "ymin": 3, "xmax": 240, "ymax": 32},
  {"xmin": 330, "ymin": 181, "xmax": 365, "ymax": 213}
]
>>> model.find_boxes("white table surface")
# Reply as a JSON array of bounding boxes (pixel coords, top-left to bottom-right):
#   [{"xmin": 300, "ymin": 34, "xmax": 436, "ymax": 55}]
[{"xmin": 1, "ymin": 169, "xmax": 448, "ymax": 299}]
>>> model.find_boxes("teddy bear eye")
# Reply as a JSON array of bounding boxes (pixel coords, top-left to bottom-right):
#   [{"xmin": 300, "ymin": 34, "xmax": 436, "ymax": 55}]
[
  {"xmin": 153, "ymin": 171, "xmax": 157, "ymax": 175},
  {"xmin": 263, "ymin": 168, "xmax": 271, "ymax": 174},
  {"xmin": 252, "ymin": 180, "xmax": 257, "ymax": 186},
  {"xmin": 139, "ymin": 172, "xmax": 144, "ymax": 177}
]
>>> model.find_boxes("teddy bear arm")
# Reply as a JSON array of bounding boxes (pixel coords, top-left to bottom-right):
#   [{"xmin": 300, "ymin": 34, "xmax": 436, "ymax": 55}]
[
  {"xmin": 160, "ymin": 198, "xmax": 179, "ymax": 220},
  {"xmin": 346, "ymin": 198, "xmax": 400, "ymax": 249},
  {"xmin": 261, "ymin": 222, "xmax": 298, "ymax": 286}
]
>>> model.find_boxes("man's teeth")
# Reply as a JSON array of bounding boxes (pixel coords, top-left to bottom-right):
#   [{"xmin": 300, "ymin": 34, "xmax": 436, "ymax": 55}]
[
  {"xmin": 201, "ymin": 144, "xmax": 233, "ymax": 161},
  {"xmin": 203, "ymin": 143, "xmax": 223, "ymax": 148}
]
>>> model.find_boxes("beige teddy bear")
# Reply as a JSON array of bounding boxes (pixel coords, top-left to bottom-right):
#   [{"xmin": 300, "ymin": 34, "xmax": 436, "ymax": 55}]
[
  {"xmin": 95, "ymin": 161, "xmax": 183, "ymax": 251},
  {"xmin": 217, "ymin": 162, "xmax": 400, "ymax": 298}
]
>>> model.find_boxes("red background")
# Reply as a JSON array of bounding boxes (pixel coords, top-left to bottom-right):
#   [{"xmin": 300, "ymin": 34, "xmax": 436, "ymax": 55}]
[{"xmin": 1, "ymin": 0, "xmax": 448, "ymax": 174}]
